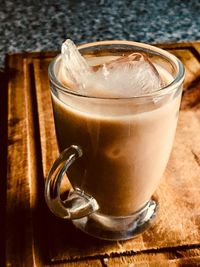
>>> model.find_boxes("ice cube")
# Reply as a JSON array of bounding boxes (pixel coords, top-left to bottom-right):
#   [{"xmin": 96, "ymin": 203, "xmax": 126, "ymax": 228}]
[
  {"xmin": 58, "ymin": 39, "xmax": 91, "ymax": 91},
  {"xmin": 59, "ymin": 39, "xmax": 162, "ymax": 97},
  {"xmin": 89, "ymin": 53, "xmax": 162, "ymax": 97}
]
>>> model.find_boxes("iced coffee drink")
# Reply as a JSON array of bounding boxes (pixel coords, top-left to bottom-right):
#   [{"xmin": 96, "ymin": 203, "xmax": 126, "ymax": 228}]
[{"xmin": 45, "ymin": 40, "xmax": 184, "ymax": 240}]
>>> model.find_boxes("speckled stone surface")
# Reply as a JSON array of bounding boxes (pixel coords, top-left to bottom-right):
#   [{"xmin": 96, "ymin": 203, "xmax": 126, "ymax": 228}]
[{"xmin": 0, "ymin": 0, "xmax": 200, "ymax": 67}]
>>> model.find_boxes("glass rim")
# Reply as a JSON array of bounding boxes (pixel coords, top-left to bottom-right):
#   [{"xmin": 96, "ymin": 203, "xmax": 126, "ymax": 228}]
[{"xmin": 48, "ymin": 40, "xmax": 185, "ymax": 100}]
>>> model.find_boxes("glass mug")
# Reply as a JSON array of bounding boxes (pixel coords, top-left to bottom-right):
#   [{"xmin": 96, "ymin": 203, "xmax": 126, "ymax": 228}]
[{"xmin": 45, "ymin": 41, "xmax": 184, "ymax": 240}]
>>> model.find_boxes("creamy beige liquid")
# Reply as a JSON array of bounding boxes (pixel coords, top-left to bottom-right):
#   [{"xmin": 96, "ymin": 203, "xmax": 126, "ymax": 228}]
[{"xmin": 52, "ymin": 55, "xmax": 181, "ymax": 216}]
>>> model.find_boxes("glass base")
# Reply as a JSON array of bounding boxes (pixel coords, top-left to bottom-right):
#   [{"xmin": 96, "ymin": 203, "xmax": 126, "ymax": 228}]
[{"xmin": 72, "ymin": 199, "xmax": 158, "ymax": 241}]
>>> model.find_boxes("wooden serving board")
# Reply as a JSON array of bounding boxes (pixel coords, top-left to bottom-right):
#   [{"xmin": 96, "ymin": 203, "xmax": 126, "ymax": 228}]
[{"xmin": 1, "ymin": 42, "xmax": 200, "ymax": 267}]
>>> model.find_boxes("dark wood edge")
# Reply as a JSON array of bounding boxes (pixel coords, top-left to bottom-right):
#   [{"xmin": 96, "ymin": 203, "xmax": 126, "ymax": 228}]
[{"xmin": 0, "ymin": 68, "xmax": 8, "ymax": 267}]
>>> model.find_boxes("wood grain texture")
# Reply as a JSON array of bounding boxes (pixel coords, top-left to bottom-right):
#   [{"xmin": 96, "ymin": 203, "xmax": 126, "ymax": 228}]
[
  {"xmin": 0, "ymin": 67, "xmax": 8, "ymax": 267},
  {"xmin": 5, "ymin": 55, "xmax": 35, "ymax": 266},
  {"xmin": 105, "ymin": 248, "xmax": 200, "ymax": 266},
  {"xmin": 3, "ymin": 42, "xmax": 200, "ymax": 266}
]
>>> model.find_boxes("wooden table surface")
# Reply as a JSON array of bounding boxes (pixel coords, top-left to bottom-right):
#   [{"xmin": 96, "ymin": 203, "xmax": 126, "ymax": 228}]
[{"xmin": 1, "ymin": 42, "xmax": 200, "ymax": 267}]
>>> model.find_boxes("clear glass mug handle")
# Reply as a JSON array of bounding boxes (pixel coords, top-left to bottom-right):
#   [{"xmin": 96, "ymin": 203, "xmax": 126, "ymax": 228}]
[{"xmin": 45, "ymin": 145, "xmax": 99, "ymax": 219}]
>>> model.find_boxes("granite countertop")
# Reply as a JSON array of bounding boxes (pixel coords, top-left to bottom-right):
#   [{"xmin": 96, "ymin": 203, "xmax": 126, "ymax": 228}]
[{"xmin": 0, "ymin": 0, "xmax": 200, "ymax": 68}]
